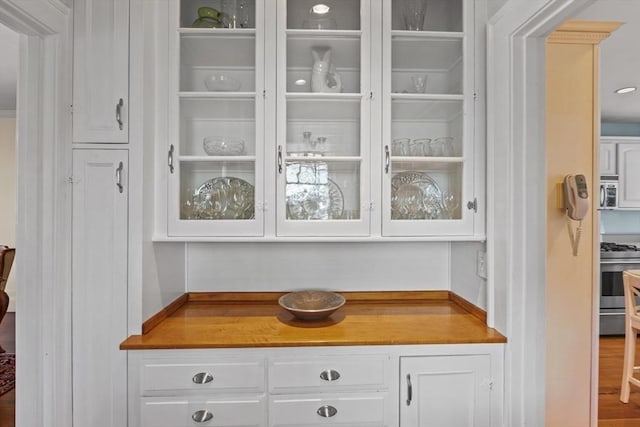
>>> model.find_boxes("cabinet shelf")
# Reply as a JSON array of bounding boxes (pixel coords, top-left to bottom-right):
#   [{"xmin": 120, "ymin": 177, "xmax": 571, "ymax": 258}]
[
  {"xmin": 286, "ymin": 29, "xmax": 362, "ymax": 38},
  {"xmin": 179, "ymin": 91, "xmax": 257, "ymax": 99},
  {"xmin": 179, "ymin": 27, "xmax": 256, "ymax": 37},
  {"xmin": 391, "ymin": 30, "xmax": 464, "ymax": 40},
  {"xmin": 286, "ymin": 93, "xmax": 363, "ymax": 101},
  {"xmin": 178, "ymin": 155, "xmax": 257, "ymax": 162},
  {"xmin": 391, "ymin": 94, "xmax": 464, "ymax": 101}
]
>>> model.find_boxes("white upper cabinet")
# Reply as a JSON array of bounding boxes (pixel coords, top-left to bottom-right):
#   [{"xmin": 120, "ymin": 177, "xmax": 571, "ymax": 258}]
[
  {"xmin": 599, "ymin": 141, "xmax": 616, "ymax": 176},
  {"xmin": 166, "ymin": 0, "xmax": 265, "ymax": 237},
  {"xmin": 275, "ymin": 0, "xmax": 371, "ymax": 237},
  {"xmin": 618, "ymin": 142, "xmax": 640, "ymax": 208},
  {"xmin": 382, "ymin": 0, "xmax": 477, "ymax": 236},
  {"xmin": 73, "ymin": 0, "xmax": 129, "ymax": 143},
  {"xmin": 157, "ymin": 0, "xmax": 483, "ymax": 240}
]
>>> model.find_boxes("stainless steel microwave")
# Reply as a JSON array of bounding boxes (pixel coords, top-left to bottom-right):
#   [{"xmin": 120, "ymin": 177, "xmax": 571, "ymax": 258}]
[{"xmin": 600, "ymin": 176, "xmax": 618, "ymax": 209}]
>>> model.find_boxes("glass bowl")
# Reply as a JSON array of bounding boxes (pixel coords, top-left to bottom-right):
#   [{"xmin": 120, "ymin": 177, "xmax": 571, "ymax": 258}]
[
  {"xmin": 204, "ymin": 73, "xmax": 241, "ymax": 91},
  {"xmin": 203, "ymin": 137, "xmax": 245, "ymax": 156},
  {"xmin": 278, "ymin": 290, "xmax": 345, "ymax": 321}
]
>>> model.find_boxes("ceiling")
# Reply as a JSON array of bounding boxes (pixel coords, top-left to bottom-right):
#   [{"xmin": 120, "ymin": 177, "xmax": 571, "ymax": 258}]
[
  {"xmin": 0, "ymin": 1, "xmax": 637, "ymax": 121},
  {"xmin": 575, "ymin": 0, "xmax": 640, "ymax": 123}
]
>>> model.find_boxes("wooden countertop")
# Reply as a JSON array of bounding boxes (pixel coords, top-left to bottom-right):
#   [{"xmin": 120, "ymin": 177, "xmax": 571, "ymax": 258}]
[{"xmin": 120, "ymin": 291, "xmax": 506, "ymax": 350}]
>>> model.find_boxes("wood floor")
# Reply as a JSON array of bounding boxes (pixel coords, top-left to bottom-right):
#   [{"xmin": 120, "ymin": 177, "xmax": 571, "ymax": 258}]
[
  {"xmin": 0, "ymin": 319, "xmax": 638, "ymax": 426},
  {"xmin": 0, "ymin": 313, "xmax": 15, "ymax": 427}
]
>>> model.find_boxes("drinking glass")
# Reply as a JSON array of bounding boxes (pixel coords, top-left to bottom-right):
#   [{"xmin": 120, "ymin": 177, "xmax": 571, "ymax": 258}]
[
  {"xmin": 434, "ymin": 136, "xmax": 454, "ymax": 157},
  {"xmin": 402, "ymin": 0, "xmax": 428, "ymax": 31},
  {"xmin": 441, "ymin": 191, "xmax": 460, "ymax": 219},
  {"xmin": 411, "ymin": 75, "xmax": 427, "ymax": 93},
  {"xmin": 392, "ymin": 137, "xmax": 411, "ymax": 156},
  {"xmin": 413, "ymin": 138, "xmax": 431, "ymax": 156}
]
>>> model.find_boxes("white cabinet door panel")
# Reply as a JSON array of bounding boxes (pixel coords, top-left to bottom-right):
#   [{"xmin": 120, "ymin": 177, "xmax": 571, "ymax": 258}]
[
  {"xmin": 400, "ymin": 355, "xmax": 491, "ymax": 427},
  {"xmin": 72, "ymin": 149, "xmax": 128, "ymax": 427},
  {"xmin": 618, "ymin": 143, "xmax": 640, "ymax": 208},
  {"xmin": 73, "ymin": 0, "xmax": 129, "ymax": 142},
  {"xmin": 599, "ymin": 142, "xmax": 616, "ymax": 175}
]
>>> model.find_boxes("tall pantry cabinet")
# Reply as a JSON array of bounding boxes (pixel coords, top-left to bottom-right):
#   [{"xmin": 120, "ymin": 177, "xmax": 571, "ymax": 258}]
[{"xmin": 71, "ymin": 0, "xmax": 130, "ymax": 425}]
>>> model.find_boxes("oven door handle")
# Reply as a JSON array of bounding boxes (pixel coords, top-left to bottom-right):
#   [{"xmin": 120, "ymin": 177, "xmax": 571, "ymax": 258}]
[
  {"xmin": 600, "ymin": 186, "xmax": 605, "ymax": 208},
  {"xmin": 600, "ymin": 312, "xmax": 626, "ymax": 316}
]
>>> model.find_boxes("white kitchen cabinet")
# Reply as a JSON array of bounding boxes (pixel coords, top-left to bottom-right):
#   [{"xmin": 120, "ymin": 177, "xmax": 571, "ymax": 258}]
[
  {"xmin": 166, "ymin": 0, "xmax": 265, "ymax": 237},
  {"xmin": 128, "ymin": 345, "xmax": 503, "ymax": 427},
  {"xmin": 618, "ymin": 142, "xmax": 640, "ymax": 208},
  {"xmin": 382, "ymin": 0, "xmax": 479, "ymax": 236},
  {"xmin": 73, "ymin": 0, "xmax": 129, "ymax": 143},
  {"xmin": 157, "ymin": 0, "xmax": 484, "ymax": 240},
  {"xmin": 72, "ymin": 149, "xmax": 128, "ymax": 427},
  {"xmin": 400, "ymin": 354, "xmax": 493, "ymax": 427},
  {"xmin": 599, "ymin": 141, "xmax": 617, "ymax": 175}
]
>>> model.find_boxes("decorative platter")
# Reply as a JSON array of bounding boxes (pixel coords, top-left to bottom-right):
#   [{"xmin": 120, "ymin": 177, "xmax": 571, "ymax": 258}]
[
  {"xmin": 195, "ymin": 177, "xmax": 255, "ymax": 220},
  {"xmin": 286, "ymin": 178, "xmax": 344, "ymax": 220},
  {"xmin": 390, "ymin": 171, "xmax": 443, "ymax": 220}
]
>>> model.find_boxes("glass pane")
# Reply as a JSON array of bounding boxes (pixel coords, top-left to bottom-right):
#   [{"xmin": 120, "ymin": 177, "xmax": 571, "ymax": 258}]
[
  {"xmin": 180, "ymin": 0, "xmax": 256, "ymax": 29},
  {"xmin": 286, "ymin": 36, "xmax": 361, "ymax": 94},
  {"xmin": 389, "ymin": 162, "xmax": 462, "ymax": 220},
  {"xmin": 286, "ymin": 99, "xmax": 361, "ymax": 157},
  {"xmin": 180, "ymin": 98, "xmax": 256, "ymax": 156},
  {"xmin": 180, "ymin": 161, "xmax": 256, "ymax": 220},
  {"xmin": 180, "ymin": 34, "xmax": 256, "ymax": 92},
  {"xmin": 285, "ymin": 161, "xmax": 360, "ymax": 220},
  {"xmin": 391, "ymin": 36, "xmax": 462, "ymax": 95},
  {"xmin": 287, "ymin": 0, "xmax": 361, "ymax": 30},
  {"xmin": 391, "ymin": 99, "xmax": 463, "ymax": 157},
  {"xmin": 391, "ymin": 0, "xmax": 462, "ymax": 32}
]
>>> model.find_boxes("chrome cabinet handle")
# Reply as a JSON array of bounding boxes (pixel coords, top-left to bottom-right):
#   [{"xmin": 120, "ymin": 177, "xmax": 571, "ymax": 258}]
[
  {"xmin": 319, "ymin": 369, "xmax": 341, "ymax": 381},
  {"xmin": 115, "ymin": 161, "xmax": 124, "ymax": 193},
  {"xmin": 317, "ymin": 405, "xmax": 337, "ymax": 418},
  {"xmin": 192, "ymin": 372, "xmax": 214, "ymax": 384},
  {"xmin": 192, "ymin": 410, "xmax": 213, "ymax": 423},
  {"xmin": 406, "ymin": 374, "xmax": 412, "ymax": 406},
  {"xmin": 116, "ymin": 98, "xmax": 124, "ymax": 130},
  {"xmin": 277, "ymin": 145, "xmax": 283, "ymax": 174},
  {"xmin": 168, "ymin": 144, "xmax": 174, "ymax": 174},
  {"xmin": 600, "ymin": 186, "xmax": 605, "ymax": 207},
  {"xmin": 384, "ymin": 145, "xmax": 390, "ymax": 174}
]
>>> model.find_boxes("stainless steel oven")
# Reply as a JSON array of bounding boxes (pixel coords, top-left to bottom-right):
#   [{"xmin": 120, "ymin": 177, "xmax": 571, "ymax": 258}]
[{"xmin": 600, "ymin": 242, "xmax": 640, "ymax": 335}]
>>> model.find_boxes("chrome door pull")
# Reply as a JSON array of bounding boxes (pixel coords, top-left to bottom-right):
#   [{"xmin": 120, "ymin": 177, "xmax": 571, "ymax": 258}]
[
  {"xmin": 192, "ymin": 410, "xmax": 213, "ymax": 423},
  {"xmin": 192, "ymin": 372, "xmax": 214, "ymax": 384},
  {"xmin": 384, "ymin": 145, "xmax": 390, "ymax": 174},
  {"xmin": 115, "ymin": 162, "xmax": 124, "ymax": 193},
  {"xmin": 277, "ymin": 145, "xmax": 283, "ymax": 174},
  {"xmin": 406, "ymin": 374, "xmax": 412, "ymax": 406},
  {"xmin": 317, "ymin": 405, "xmax": 337, "ymax": 418},
  {"xmin": 319, "ymin": 369, "xmax": 341, "ymax": 381},
  {"xmin": 115, "ymin": 98, "xmax": 124, "ymax": 130},
  {"xmin": 168, "ymin": 144, "xmax": 174, "ymax": 174}
]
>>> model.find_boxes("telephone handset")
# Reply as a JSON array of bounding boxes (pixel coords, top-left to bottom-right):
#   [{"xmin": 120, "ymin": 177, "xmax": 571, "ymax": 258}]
[
  {"xmin": 563, "ymin": 174, "xmax": 589, "ymax": 256},
  {"xmin": 563, "ymin": 174, "xmax": 589, "ymax": 220}
]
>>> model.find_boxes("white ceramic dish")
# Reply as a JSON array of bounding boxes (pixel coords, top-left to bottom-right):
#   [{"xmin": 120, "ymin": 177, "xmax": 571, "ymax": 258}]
[{"xmin": 203, "ymin": 137, "xmax": 245, "ymax": 156}]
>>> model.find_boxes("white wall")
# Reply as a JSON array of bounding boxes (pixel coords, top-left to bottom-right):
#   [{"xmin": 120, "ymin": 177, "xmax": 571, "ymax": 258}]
[
  {"xmin": 450, "ymin": 241, "xmax": 486, "ymax": 309},
  {"xmin": 0, "ymin": 117, "xmax": 16, "ymax": 311},
  {"xmin": 186, "ymin": 242, "xmax": 451, "ymax": 292}
]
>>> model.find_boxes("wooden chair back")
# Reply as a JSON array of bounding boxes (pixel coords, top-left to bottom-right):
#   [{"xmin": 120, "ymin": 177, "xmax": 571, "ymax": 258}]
[{"xmin": 0, "ymin": 246, "xmax": 15, "ymax": 293}]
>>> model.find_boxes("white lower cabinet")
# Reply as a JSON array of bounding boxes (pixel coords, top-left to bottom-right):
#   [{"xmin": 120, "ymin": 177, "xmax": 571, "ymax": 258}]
[
  {"xmin": 72, "ymin": 149, "xmax": 128, "ymax": 427},
  {"xmin": 400, "ymin": 355, "xmax": 493, "ymax": 427},
  {"xmin": 129, "ymin": 345, "xmax": 503, "ymax": 427}
]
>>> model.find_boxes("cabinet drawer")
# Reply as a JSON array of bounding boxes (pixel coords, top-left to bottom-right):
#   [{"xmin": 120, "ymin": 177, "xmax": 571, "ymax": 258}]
[
  {"xmin": 269, "ymin": 355, "xmax": 389, "ymax": 392},
  {"xmin": 141, "ymin": 396, "xmax": 266, "ymax": 427},
  {"xmin": 269, "ymin": 393, "xmax": 387, "ymax": 426},
  {"xmin": 141, "ymin": 359, "xmax": 265, "ymax": 393}
]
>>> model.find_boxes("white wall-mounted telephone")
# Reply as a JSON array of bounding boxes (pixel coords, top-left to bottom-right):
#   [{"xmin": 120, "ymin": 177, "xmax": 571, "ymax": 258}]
[
  {"xmin": 562, "ymin": 174, "xmax": 589, "ymax": 256},
  {"xmin": 563, "ymin": 174, "xmax": 589, "ymax": 220}
]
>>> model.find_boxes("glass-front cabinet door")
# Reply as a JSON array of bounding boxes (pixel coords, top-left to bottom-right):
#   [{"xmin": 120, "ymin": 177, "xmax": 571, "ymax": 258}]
[
  {"xmin": 275, "ymin": 0, "xmax": 371, "ymax": 236},
  {"xmin": 381, "ymin": 0, "xmax": 475, "ymax": 236},
  {"xmin": 167, "ymin": 0, "xmax": 265, "ymax": 236}
]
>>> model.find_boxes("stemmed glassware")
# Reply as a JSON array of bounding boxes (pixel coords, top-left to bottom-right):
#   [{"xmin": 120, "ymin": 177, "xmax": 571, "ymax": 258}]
[{"xmin": 441, "ymin": 191, "xmax": 459, "ymax": 219}]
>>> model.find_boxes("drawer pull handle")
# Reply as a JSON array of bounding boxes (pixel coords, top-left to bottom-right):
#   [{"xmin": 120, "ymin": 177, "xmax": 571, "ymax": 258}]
[
  {"xmin": 317, "ymin": 405, "xmax": 337, "ymax": 418},
  {"xmin": 319, "ymin": 369, "xmax": 341, "ymax": 381},
  {"xmin": 192, "ymin": 372, "xmax": 214, "ymax": 384},
  {"xmin": 406, "ymin": 374, "xmax": 413, "ymax": 406},
  {"xmin": 192, "ymin": 409, "xmax": 213, "ymax": 423}
]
